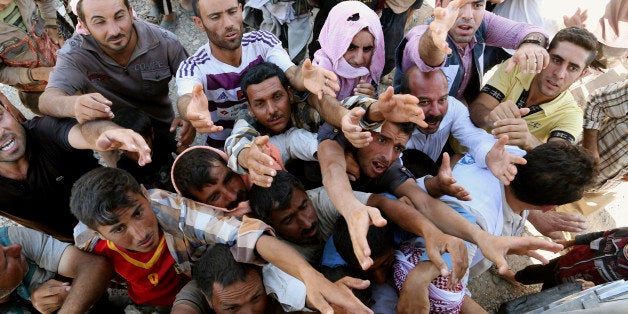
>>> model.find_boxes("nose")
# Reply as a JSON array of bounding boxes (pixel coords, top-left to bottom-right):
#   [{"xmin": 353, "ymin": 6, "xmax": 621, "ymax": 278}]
[
  {"xmin": 554, "ymin": 65, "xmax": 567, "ymax": 80},
  {"xmin": 352, "ymin": 50, "xmax": 365, "ymax": 67},
  {"xmin": 4, "ymin": 243, "xmax": 22, "ymax": 257},
  {"xmin": 459, "ymin": 3, "xmax": 473, "ymax": 20},
  {"xmin": 267, "ymin": 102, "xmax": 277, "ymax": 115},
  {"xmin": 426, "ymin": 104, "xmax": 440, "ymax": 116},
  {"xmin": 128, "ymin": 223, "xmax": 147, "ymax": 243},
  {"xmin": 297, "ymin": 213, "xmax": 313, "ymax": 230},
  {"xmin": 222, "ymin": 187, "xmax": 238, "ymax": 205}
]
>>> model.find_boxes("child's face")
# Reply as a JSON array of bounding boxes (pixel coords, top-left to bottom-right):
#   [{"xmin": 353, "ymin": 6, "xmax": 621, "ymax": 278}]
[
  {"xmin": 365, "ymin": 248, "xmax": 395, "ymax": 284},
  {"xmin": 95, "ymin": 192, "xmax": 161, "ymax": 253}
]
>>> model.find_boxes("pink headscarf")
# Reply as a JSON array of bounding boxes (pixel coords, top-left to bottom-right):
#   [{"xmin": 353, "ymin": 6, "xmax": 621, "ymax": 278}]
[{"xmin": 313, "ymin": 1, "xmax": 385, "ymax": 100}]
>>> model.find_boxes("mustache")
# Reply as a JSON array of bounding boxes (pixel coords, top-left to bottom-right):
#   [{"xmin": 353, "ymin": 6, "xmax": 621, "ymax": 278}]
[
  {"xmin": 267, "ymin": 112, "xmax": 283, "ymax": 122},
  {"xmin": 225, "ymin": 191, "xmax": 247, "ymax": 210},
  {"xmin": 425, "ymin": 115, "xmax": 444, "ymax": 124},
  {"xmin": 107, "ymin": 33, "xmax": 125, "ymax": 42}
]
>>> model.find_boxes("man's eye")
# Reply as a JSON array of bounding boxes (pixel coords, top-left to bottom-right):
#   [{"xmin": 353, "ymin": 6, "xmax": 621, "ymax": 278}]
[{"xmin": 377, "ymin": 137, "xmax": 386, "ymax": 143}]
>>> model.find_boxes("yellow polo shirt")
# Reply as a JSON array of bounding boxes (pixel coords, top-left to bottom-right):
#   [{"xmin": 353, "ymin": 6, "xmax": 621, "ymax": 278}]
[{"xmin": 481, "ymin": 61, "xmax": 583, "ymax": 143}]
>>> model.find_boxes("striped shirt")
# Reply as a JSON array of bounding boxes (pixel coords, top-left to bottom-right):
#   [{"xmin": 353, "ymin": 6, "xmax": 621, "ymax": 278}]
[
  {"xmin": 176, "ymin": 31, "xmax": 294, "ymax": 149},
  {"xmin": 0, "ymin": 1, "xmax": 26, "ymax": 32},
  {"xmin": 582, "ymin": 79, "xmax": 628, "ymax": 191}
]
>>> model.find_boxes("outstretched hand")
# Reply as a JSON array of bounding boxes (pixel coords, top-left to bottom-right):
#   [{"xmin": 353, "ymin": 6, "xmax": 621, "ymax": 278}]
[
  {"xmin": 345, "ymin": 202, "xmax": 388, "ymax": 270},
  {"xmin": 563, "ymin": 7, "xmax": 588, "ymax": 28},
  {"xmin": 486, "ymin": 136, "xmax": 527, "ymax": 185},
  {"xmin": 527, "ymin": 210, "xmax": 587, "ymax": 240},
  {"xmin": 239, "ymin": 135, "xmax": 277, "ymax": 187},
  {"xmin": 431, "ymin": 152, "xmax": 471, "ymax": 200},
  {"xmin": 430, "ymin": 0, "xmax": 474, "ymax": 55},
  {"xmin": 186, "ymin": 84, "xmax": 223, "ymax": 134},
  {"xmin": 341, "ymin": 107, "xmax": 375, "ymax": 148},
  {"xmin": 422, "ymin": 228, "xmax": 468, "ymax": 288},
  {"xmin": 478, "ymin": 233, "xmax": 564, "ymax": 275},
  {"xmin": 96, "ymin": 129, "xmax": 152, "ymax": 166},
  {"xmin": 302, "ymin": 59, "xmax": 340, "ymax": 100},
  {"xmin": 377, "ymin": 86, "xmax": 428, "ymax": 128},
  {"xmin": 303, "ymin": 271, "xmax": 373, "ymax": 314}
]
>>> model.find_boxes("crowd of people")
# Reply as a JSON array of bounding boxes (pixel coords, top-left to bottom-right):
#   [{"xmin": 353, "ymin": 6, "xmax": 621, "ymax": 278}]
[{"xmin": 0, "ymin": 0, "xmax": 625, "ymax": 313}]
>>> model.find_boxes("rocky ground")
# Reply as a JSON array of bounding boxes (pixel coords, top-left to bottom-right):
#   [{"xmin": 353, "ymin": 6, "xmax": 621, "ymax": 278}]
[{"xmin": 1, "ymin": 0, "xmax": 625, "ymax": 312}]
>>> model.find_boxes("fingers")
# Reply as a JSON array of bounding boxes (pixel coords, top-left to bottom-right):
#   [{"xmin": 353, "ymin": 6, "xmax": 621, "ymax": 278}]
[
  {"xmin": 525, "ymin": 249, "xmax": 550, "ymax": 265},
  {"xmin": 504, "ymin": 57, "xmax": 516, "ymax": 73},
  {"xmin": 342, "ymin": 107, "xmax": 373, "ymax": 148},
  {"xmin": 367, "ymin": 206, "xmax": 387, "ymax": 227},
  {"xmin": 97, "ymin": 130, "xmax": 152, "ymax": 166},
  {"xmin": 439, "ymin": 152, "xmax": 452, "ymax": 175},
  {"xmin": 379, "ymin": 85, "xmax": 394, "ymax": 102},
  {"xmin": 245, "ymin": 136, "xmax": 277, "ymax": 187},
  {"xmin": 75, "ymin": 94, "xmax": 113, "ymax": 123},
  {"xmin": 354, "ymin": 81, "xmax": 375, "ymax": 98},
  {"xmin": 425, "ymin": 245, "xmax": 451, "ymax": 279},
  {"xmin": 336, "ymin": 276, "xmax": 371, "ymax": 291}
]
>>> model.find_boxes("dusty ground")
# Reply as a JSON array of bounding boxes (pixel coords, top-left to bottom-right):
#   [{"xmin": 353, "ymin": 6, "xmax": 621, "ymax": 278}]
[{"xmin": 0, "ymin": 0, "xmax": 624, "ymax": 312}]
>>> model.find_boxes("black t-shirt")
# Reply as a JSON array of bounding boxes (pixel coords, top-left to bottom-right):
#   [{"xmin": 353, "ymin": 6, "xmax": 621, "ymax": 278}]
[
  {"xmin": 0, "ymin": 117, "xmax": 99, "ymax": 241},
  {"xmin": 317, "ymin": 122, "xmax": 414, "ymax": 194}
]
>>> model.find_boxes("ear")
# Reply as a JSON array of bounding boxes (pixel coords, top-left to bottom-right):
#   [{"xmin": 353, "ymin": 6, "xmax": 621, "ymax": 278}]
[
  {"xmin": 578, "ymin": 67, "xmax": 591, "ymax": 80},
  {"xmin": 77, "ymin": 19, "xmax": 90, "ymax": 35},
  {"xmin": 193, "ymin": 16, "xmax": 204, "ymax": 31},
  {"xmin": 287, "ymin": 86, "xmax": 294, "ymax": 103}
]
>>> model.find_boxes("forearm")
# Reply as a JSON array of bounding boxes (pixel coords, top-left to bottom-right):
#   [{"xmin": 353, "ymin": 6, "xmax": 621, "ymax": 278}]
[
  {"xmin": 307, "ymin": 94, "xmax": 348, "ymax": 128},
  {"xmin": 74, "ymin": 120, "xmax": 122, "ymax": 149},
  {"xmin": 39, "ymin": 88, "xmax": 78, "ymax": 118},
  {"xmin": 0, "ymin": 66, "xmax": 30, "ymax": 85},
  {"xmin": 581, "ymin": 129, "xmax": 599, "ymax": 156},
  {"xmin": 58, "ymin": 257, "xmax": 113, "ymax": 314},
  {"xmin": 255, "ymin": 235, "xmax": 318, "ymax": 282},
  {"xmin": 368, "ymin": 194, "xmax": 441, "ymax": 239},
  {"xmin": 419, "ymin": 29, "xmax": 447, "ymax": 67},
  {"xmin": 469, "ymin": 100, "xmax": 494, "ymax": 128},
  {"xmin": 319, "ymin": 141, "xmax": 364, "ymax": 216}
]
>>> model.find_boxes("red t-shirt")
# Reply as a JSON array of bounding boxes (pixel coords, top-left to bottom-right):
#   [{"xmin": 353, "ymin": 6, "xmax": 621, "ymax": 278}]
[{"xmin": 93, "ymin": 234, "xmax": 190, "ymax": 306}]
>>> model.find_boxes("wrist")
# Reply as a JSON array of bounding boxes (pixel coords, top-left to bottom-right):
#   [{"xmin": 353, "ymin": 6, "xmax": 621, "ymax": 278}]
[
  {"xmin": 237, "ymin": 145, "xmax": 252, "ymax": 169},
  {"xmin": 518, "ymin": 33, "xmax": 547, "ymax": 49}
]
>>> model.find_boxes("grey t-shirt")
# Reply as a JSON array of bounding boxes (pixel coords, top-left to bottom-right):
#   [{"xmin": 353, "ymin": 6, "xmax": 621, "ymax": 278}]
[
  {"xmin": 0, "ymin": 226, "xmax": 69, "ymax": 300},
  {"xmin": 48, "ymin": 19, "xmax": 189, "ymax": 126}
]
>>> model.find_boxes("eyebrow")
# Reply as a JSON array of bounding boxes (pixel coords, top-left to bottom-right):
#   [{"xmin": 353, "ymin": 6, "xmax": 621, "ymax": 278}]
[
  {"xmin": 551, "ymin": 53, "xmax": 582, "ymax": 70},
  {"xmin": 90, "ymin": 9, "xmax": 125, "ymax": 21}
]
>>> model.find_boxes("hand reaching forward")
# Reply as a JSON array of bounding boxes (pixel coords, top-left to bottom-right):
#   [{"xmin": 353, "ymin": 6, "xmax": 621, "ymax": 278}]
[
  {"xmin": 486, "ymin": 136, "xmax": 527, "ymax": 185},
  {"xmin": 344, "ymin": 202, "xmax": 388, "ymax": 270},
  {"xmin": 429, "ymin": 152, "xmax": 471, "ymax": 200},
  {"xmin": 186, "ymin": 83, "xmax": 223, "ymax": 134},
  {"xmin": 96, "ymin": 129, "xmax": 152, "ymax": 166},
  {"xmin": 342, "ymin": 107, "xmax": 375, "ymax": 148},
  {"xmin": 377, "ymin": 86, "xmax": 428, "ymax": 128},
  {"xmin": 239, "ymin": 135, "xmax": 277, "ymax": 187},
  {"xmin": 505, "ymin": 42, "xmax": 549, "ymax": 74},
  {"xmin": 478, "ymin": 233, "xmax": 564, "ymax": 275},
  {"xmin": 430, "ymin": 0, "xmax": 475, "ymax": 54},
  {"xmin": 303, "ymin": 271, "xmax": 373, "ymax": 314},
  {"xmin": 422, "ymin": 228, "xmax": 468, "ymax": 288},
  {"xmin": 74, "ymin": 93, "xmax": 114, "ymax": 124},
  {"xmin": 527, "ymin": 210, "xmax": 587, "ymax": 240},
  {"xmin": 302, "ymin": 59, "xmax": 340, "ymax": 100},
  {"xmin": 488, "ymin": 100, "xmax": 529, "ymax": 124},
  {"xmin": 170, "ymin": 117, "xmax": 196, "ymax": 151},
  {"xmin": 563, "ymin": 7, "xmax": 588, "ymax": 28}
]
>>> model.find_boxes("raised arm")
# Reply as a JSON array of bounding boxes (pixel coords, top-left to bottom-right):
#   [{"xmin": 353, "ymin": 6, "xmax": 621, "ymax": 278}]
[
  {"xmin": 285, "ymin": 59, "xmax": 339, "ymax": 99},
  {"xmin": 318, "ymin": 139, "xmax": 387, "ymax": 270},
  {"xmin": 55, "ymin": 246, "xmax": 114, "ymax": 314}
]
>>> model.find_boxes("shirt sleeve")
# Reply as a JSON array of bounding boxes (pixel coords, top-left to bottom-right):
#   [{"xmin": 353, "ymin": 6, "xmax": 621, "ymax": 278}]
[
  {"xmin": 225, "ymin": 116, "xmax": 259, "ymax": 174},
  {"xmin": 150, "ymin": 189, "xmax": 275, "ymax": 264},
  {"xmin": 37, "ymin": 0, "xmax": 59, "ymax": 21},
  {"xmin": 547, "ymin": 105, "xmax": 583, "ymax": 143},
  {"xmin": 401, "ymin": 25, "xmax": 446, "ymax": 72},
  {"xmin": 262, "ymin": 32, "xmax": 296, "ymax": 72},
  {"xmin": 448, "ymin": 98, "xmax": 496, "ymax": 168},
  {"xmin": 480, "ymin": 60, "xmax": 516, "ymax": 102},
  {"xmin": 46, "ymin": 39, "xmax": 90, "ymax": 95},
  {"xmin": 483, "ymin": 11, "xmax": 548, "ymax": 49},
  {"xmin": 24, "ymin": 116, "xmax": 77, "ymax": 151},
  {"xmin": 583, "ymin": 80, "xmax": 628, "ymax": 130},
  {"xmin": 175, "ymin": 52, "xmax": 204, "ymax": 96},
  {"xmin": 7, "ymin": 226, "xmax": 70, "ymax": 273},
  {"xmin": 275, "ymin": 128, "xmax": 318, "ymax": 163}
]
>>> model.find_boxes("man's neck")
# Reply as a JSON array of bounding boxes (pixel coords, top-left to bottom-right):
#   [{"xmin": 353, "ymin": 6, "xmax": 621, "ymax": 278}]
[
  {"xmin": 0, "ymin": 158, "xmax": 29, "ymax": 181},
  {"xmin": 211, "ymin": 44, "xmax": 242, "ymax": 67},
  {"xmin": 526, "ymin": 76, "xmax": 558, "ymax": 107},
  {"xmin": 504, "ymin": 185, "xmax": 540, "ymax": 215}
]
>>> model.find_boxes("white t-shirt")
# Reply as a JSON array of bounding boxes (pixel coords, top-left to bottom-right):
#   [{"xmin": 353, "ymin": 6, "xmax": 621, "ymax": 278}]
[{"xmin": 176, "ymin": 31, "xmax": 294, "ymax": 148}]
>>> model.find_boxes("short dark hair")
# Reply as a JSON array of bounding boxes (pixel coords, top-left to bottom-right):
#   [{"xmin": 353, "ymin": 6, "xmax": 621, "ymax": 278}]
[
  {"xmin": 191, "ymin": 0, "xmax": 201, "ymax": 17},
  {"xmin": 112, "ymin": 106, "xmax": 153, "ymax": 138},
  {"xmin": 249, "ymin": 171, "xmax": 304, "ymax": 223},
  {"xmin": 77, "ymin": 0, "xmax": 131, "ymax": 22},
  {"xmin": 172, "ymin": 148, "xmax": 227, "ymax": 199},
  {"xmin": 192, "ymin": 244, "xmax": 260, "ymax": 301},
  {"xmin": 389, "ymin": 121, "xmax": 415, "ymax": 137},
  {"xmin": 240, "ymin": 62, "xmax": 290, "ymax": 101},
  {"xmin": 70, "ymin": 167, "xmax": 142, "ymax": 230},
  {"xmin": 511, "ymin": 142, "xmax": 596, "ymax": 206},
  {"xmin": 401, "ymin": 149, "xmax": 438, "ymax": 178},
  {"xmin": 549, "ymin": 27, "xmax": 599, "ymax": 66},
  {"xmin": 333, "ymin": 216, "xmax": 393, "ymax": 273}
]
